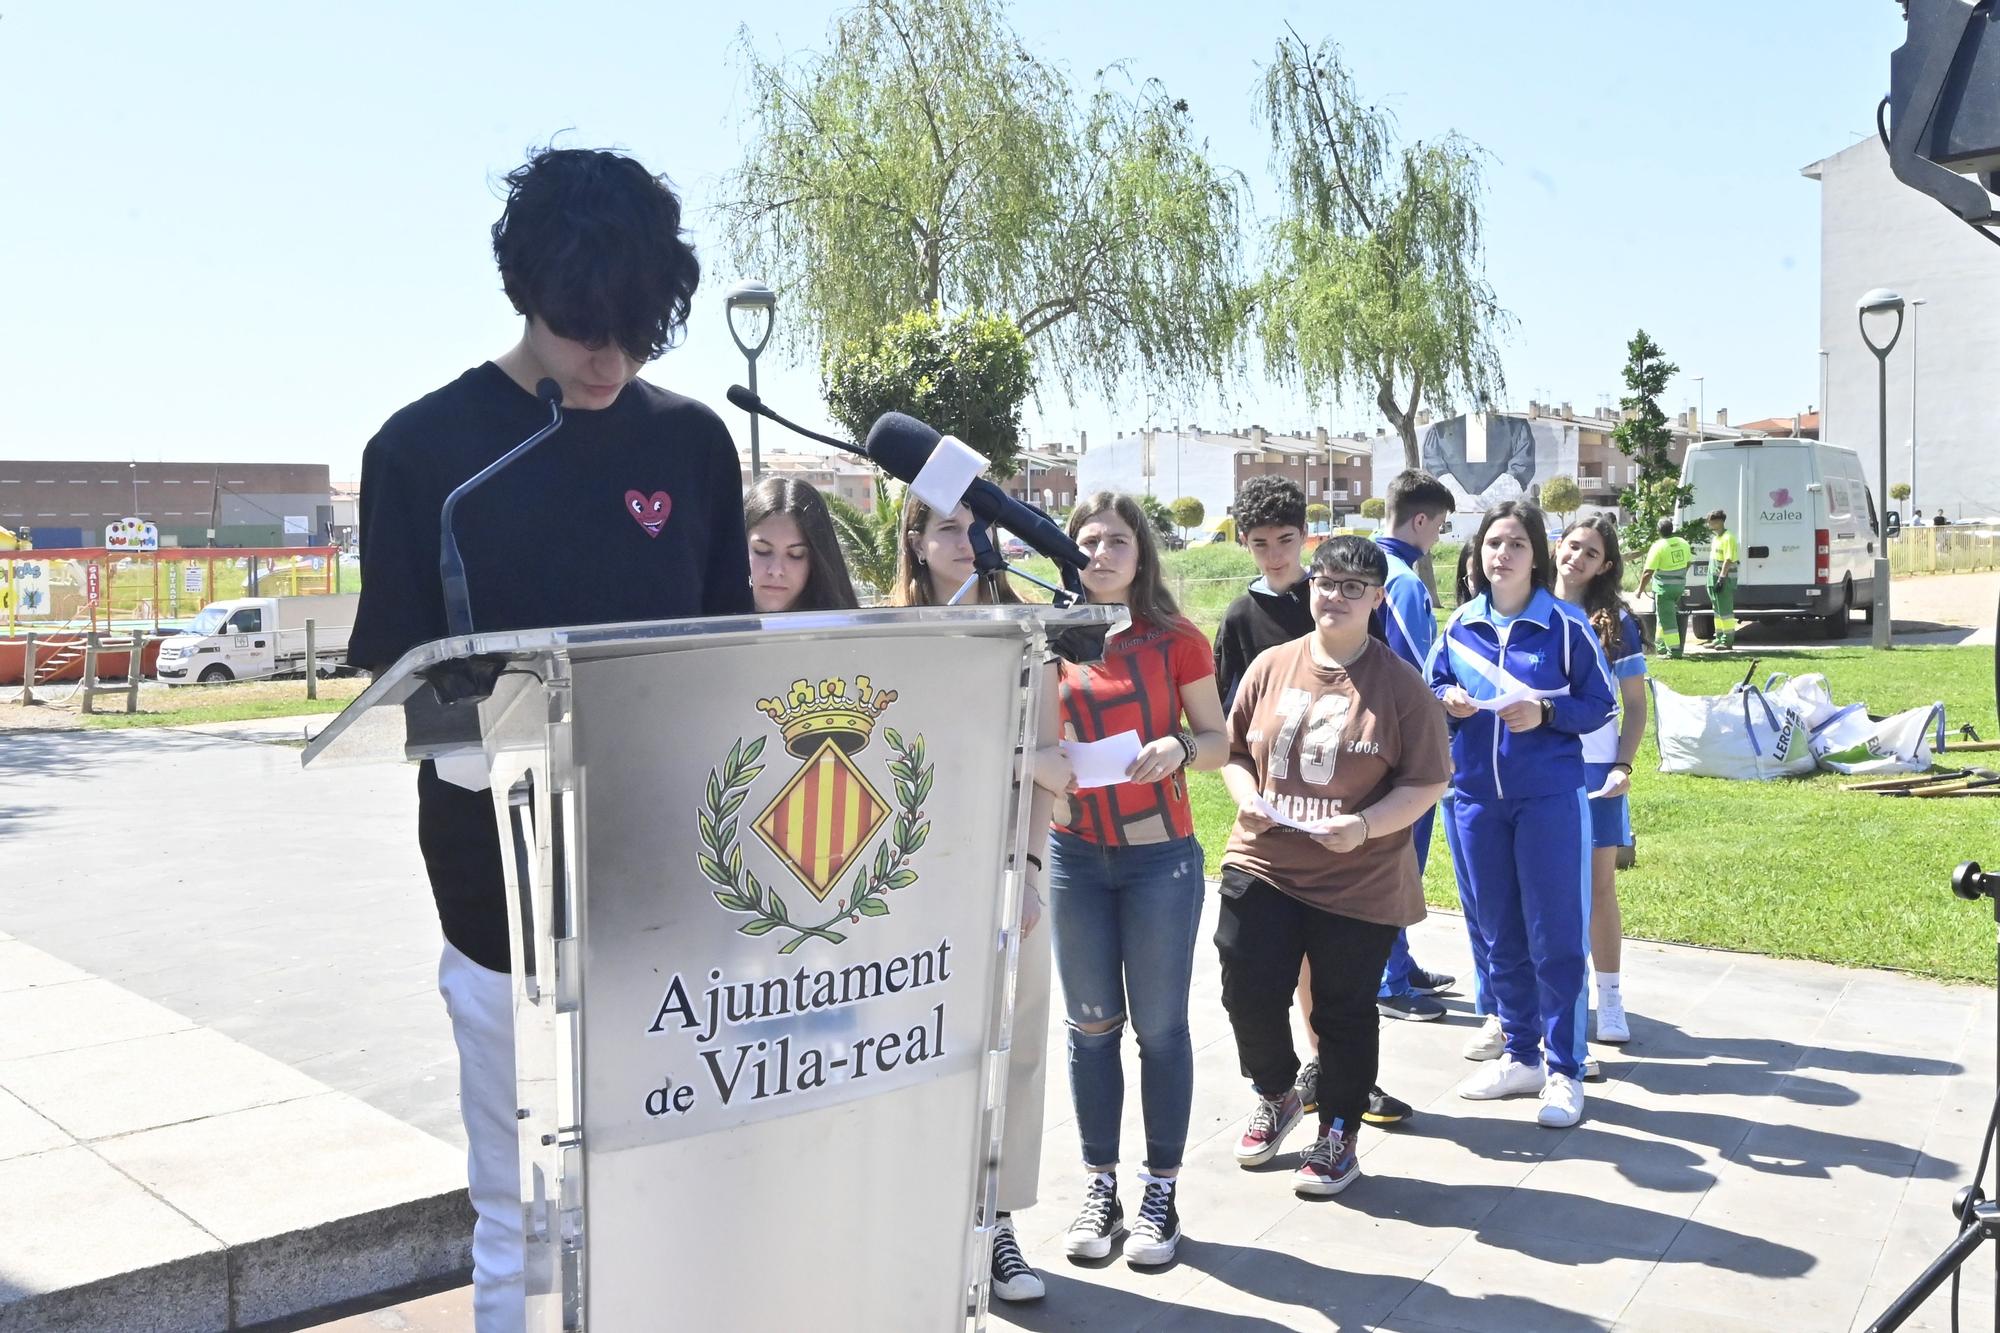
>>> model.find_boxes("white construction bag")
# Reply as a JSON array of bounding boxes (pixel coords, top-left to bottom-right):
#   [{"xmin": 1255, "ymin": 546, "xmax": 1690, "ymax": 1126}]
[
  {"xmin": 1650, "ymin": 679, "xmax": 1817, "ymax": 781},
  {"xmin": 1813, "ymin": 702, "xmax": 1945, "ymax": 776},
  {"xmin": 1760, "ymin": 672, "xmax": 1841, "ymax": 730}
]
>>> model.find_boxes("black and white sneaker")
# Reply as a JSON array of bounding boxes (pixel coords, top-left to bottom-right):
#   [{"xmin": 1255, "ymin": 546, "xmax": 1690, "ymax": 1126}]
[
  {"xmin": 989, "ymin": 1215, "xmax": 1045, "ymax": 1301},
  {"xmin": 1063, "ymin": 1173, "xmax": 1123, "ymax": 1260},
  {"xmin": 1124, "ymin": 1173, "xmax": 1181, "ymax": 1268},
  {"xmin": 1293, "ymin": 1056, "xmax": 1320, "ymax": 1115}
]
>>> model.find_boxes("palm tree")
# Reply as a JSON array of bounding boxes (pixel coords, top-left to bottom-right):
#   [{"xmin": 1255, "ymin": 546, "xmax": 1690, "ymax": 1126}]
[{"xmin": 825, "ymin": 477, "xmax": 904, "ymax": 601}]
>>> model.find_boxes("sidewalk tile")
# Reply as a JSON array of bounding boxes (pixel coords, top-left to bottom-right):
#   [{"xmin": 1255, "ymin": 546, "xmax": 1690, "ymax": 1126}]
[
  {"xmin": 0, "ymin": 977, "xmax": 193, "ymax": 1061},
  {"xmin": 0, "ymin": 1025, "xmax": 325, "ymax": 1141}
]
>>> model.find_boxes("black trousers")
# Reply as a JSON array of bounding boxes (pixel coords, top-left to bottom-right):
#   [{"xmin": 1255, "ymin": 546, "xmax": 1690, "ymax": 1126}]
[{"xmin": 1214, "ymin": 866, "xmax": 1399, "ymax": 1135}]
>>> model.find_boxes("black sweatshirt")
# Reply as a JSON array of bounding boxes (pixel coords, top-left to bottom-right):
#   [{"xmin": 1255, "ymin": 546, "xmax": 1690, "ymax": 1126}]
[
  {"xmin": 1212, "ymin": 574, "xmax": 1315, "ymax": 711},
  {"xmin": 350, "ymin": 363, "xmax": 753, "ymax": 971}
]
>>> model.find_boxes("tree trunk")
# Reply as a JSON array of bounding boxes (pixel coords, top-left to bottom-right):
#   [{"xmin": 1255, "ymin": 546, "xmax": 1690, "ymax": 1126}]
[{"xmin": 1376, "ymin": 380, "xmax": 1422, "ymax": 471}]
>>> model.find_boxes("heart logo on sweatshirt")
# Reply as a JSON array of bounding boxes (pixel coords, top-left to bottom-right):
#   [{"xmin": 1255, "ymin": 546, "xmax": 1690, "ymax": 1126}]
[{"xmin": 625, "ymin": 489, "xmax": 672, "ymax": 538}]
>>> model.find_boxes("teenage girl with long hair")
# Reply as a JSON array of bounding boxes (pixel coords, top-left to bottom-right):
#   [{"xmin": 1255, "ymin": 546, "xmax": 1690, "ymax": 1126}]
[
  {"xmin": 743, "ymin": 477, "xmax": 860, "ymax": 613},
  {"xmin": 1048, "ymin": 491, "xmax": 1226, "ymax": 1270},
  {"xmin": 1428, "ymin": 501, "xmax": 1615, "ymax": 1129},
  {"xmin": 893, "ymin": 489, "xmax": 1053, "ymax": 1302},
  {"xmin": 1552, "ymin": 514, "xmax": 1646, "ymax": 1046}
]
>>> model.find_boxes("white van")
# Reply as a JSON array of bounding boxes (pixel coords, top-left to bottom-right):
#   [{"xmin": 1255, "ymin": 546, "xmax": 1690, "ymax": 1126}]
[
  {"xmin": 1676, "ymin": 439, "xmax": 1880, "ymax": 638},
  {"xmin": 154, "ymin": 593, "xmax": 358, "ymax": 684}
]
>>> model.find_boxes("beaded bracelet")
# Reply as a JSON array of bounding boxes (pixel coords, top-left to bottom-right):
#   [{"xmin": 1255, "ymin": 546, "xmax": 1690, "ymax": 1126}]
[{"xmin": 1175, "ymin": 729, "xmax": 1198, "ymax": 767}]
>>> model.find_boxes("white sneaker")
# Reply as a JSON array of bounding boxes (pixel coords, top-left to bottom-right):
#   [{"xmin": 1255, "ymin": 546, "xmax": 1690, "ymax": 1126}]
[
  {"xmin": 1537, "ymin": 1072, "xmax": 1585, "ymax": 1127},
  {"xmin": 1462, "ymin": 1013, "xmax": 1505, "ymax": 1062},
  {"xmin": 1596, "ymin": 994, "xmax": 1630, "ymax": 1043},
  {"xmin": 1457, "ymin": 1054, "xmax": 1544, "ymax": 1100},
  {"xmin": 988, "ymin": 1217, "xmax": 1045, "ymax": 1301}
]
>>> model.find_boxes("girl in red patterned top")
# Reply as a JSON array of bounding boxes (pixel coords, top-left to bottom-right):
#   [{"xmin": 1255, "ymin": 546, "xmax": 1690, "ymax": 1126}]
[{"xmin": 1049, "ymin": 491, "xmax": 1226, "ymax": 1271}]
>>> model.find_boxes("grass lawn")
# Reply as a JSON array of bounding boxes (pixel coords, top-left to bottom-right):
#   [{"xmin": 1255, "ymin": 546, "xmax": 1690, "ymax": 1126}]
[
  {"xmin": 1190, "ymin": 644, "xmax": 2000, "ymax": 983},
  {"xmin": 78, "ymin": 678, "xmax": 362, "ymax": 730}
]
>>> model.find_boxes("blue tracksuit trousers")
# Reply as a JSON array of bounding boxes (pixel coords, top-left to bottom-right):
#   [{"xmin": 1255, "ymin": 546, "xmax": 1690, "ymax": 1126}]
[
  {"xmin": 1449, "ymin": 789, "xmax": 1591, "ymax": 1078},
  {"xmin": 1377, "ymin": 806, "xmax": 1436, "ymax": 998}
]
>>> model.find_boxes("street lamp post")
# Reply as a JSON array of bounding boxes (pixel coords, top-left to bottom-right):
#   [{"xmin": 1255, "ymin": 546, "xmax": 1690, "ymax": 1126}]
[
  {"xmin": 1908, "ymin": 297, "xmax": 1926, "ymax": 515},
  {"xmin": 724, "ymin": 280, "xmax": 778, "ymax": 479},
  {"xmin": 1858, "ymin": 288, "xmax": 1905, "ymax": 650}
]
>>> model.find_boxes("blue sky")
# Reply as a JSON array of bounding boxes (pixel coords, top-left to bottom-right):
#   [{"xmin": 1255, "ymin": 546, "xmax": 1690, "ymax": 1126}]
[{"xmin": 0, "ymin": 2, "xmax": 1907, "ymax": 483}]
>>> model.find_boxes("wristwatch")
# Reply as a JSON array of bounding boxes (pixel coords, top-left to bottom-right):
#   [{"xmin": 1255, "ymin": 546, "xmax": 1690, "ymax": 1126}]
[{"xmin": 1538, "ymin": 698, "xmax": 1555, "ymax": 728}]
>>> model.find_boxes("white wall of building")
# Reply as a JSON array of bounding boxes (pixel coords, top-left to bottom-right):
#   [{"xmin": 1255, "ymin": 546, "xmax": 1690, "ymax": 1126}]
[{"xmin": 1809, "ymin": 137, "xmax": 2000, "ymax": 520}]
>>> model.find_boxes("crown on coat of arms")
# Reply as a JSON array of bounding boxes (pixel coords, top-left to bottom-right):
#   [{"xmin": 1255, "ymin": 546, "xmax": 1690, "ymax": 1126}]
[{"xmin": 757, "ymin": 676, "xmax": 898, "ymax": 757}]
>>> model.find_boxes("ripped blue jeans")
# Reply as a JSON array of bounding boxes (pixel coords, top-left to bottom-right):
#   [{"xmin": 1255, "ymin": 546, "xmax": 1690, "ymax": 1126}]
[{"xmin": 1047, "ymin": 830, "xmax": 1204, "ymax": 1172}]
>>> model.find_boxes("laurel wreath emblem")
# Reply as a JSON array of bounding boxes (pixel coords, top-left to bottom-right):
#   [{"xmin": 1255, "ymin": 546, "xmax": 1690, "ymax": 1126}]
[{"xmin": 697, "ymin": 729, "xmax": 933, "ymax": 955}]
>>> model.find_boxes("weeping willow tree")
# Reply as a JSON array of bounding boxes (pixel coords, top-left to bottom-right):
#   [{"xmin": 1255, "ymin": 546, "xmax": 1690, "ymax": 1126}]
[
  {"xmin": 723, "ymin": 0, "xmax": 1250, "ymax": 409},
  {"xmin": 1255, "ymin": 26, "xmax": 1510, "ymax": 467}
]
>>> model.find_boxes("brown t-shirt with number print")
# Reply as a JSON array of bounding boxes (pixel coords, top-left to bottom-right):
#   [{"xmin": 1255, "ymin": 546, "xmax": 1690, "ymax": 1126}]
[{"xmin": 1222, "ymin": 636, "xmax": 1451, "ymax": 926}]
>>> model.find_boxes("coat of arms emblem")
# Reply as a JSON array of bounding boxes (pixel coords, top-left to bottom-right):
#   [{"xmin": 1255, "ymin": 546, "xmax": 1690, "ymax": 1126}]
[{"xmin": 697, "ymin": 676, "xmax": 933, "ymax": 954}]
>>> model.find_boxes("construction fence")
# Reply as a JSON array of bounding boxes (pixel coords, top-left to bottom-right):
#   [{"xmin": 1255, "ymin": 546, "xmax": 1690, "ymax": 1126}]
[{"xmin": 1890, "ymin": 526, "xmax": 2000, "ymax": 577}]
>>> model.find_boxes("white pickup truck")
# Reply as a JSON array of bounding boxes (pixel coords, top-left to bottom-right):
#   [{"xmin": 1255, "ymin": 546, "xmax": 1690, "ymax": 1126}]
[{"xmin": 155, "ymin": 593, "xmax": 359, "ymax": 685}]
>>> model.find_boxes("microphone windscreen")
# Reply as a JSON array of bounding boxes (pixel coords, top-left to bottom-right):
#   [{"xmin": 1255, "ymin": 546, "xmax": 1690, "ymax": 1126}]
[
  {"xmin": 535, "ymin": 378, "xmax": 564, "ymax": 406},
  {"xmin": 863, "ymin": 411, "xmax": 941, "ymax": 481},
  {"xmin": 726, "ymin": 384, "xmax": 760, "ymax": 413}
]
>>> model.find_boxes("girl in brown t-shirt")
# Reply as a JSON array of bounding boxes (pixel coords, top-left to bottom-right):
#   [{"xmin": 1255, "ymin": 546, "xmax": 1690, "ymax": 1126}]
[{"xmin": 1216, "ymin": 536, "xmax": 1451, "ymax": 1198}]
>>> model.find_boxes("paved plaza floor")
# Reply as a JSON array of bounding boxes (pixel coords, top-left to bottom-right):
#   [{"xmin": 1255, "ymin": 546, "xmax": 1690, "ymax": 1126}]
[{"xmin": 2, "ymin": 719, "xmax": 1997, "ymax": 1331}]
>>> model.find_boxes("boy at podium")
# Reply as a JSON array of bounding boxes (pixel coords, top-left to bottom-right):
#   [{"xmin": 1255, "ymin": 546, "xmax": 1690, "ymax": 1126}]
[{"xmin": 348, "ymin": 146, "xmax": 752, "ymax": 1333}]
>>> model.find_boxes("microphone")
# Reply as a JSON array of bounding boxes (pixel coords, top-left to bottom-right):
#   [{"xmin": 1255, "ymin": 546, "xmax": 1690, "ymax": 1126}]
[
  {"xmin": 439, "ymin": 377, "xmax": 565, "ymax": 637},
  {"xmin": 864, "ymin": 412, "xmax": 1087, "ymax": 569},
  {"xmin": 727, "ymin": 385, "xmax": 865, "ymax": 456}
]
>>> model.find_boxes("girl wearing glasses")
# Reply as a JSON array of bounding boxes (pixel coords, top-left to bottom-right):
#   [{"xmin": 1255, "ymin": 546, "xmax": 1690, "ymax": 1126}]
[
  {"xmin": 1216, "ymin": 537, "xmax": 1451, "ymax": 1197},
  {"xmin": 1429, "ymin": 501, "xmax": 1616, "ymax": 1129}
]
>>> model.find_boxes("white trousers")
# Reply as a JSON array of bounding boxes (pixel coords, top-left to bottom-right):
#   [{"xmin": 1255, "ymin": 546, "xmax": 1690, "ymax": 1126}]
[{"xmin": 438, "ymin": 941, "xmax": 526, "ymax": 1333}]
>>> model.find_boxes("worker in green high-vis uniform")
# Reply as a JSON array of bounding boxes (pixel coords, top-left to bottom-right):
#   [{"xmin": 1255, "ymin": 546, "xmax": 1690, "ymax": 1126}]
[
  {"xmin": 1636, "ymin": 518, "xmax": 1693, "ymax": 658},
  {"xmin": 1704, "ymin": 508, "xmax": 1740, "ymax": 650}
]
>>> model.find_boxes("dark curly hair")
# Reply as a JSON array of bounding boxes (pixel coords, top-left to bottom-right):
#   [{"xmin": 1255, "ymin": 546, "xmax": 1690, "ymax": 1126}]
[
  {"xmin": 491, "ymin": 147, "xmax": 700, "ymax": 364},
  {"xmin": 1232, "ymin": 475, "xmax": 1306, "ymax": 535}
]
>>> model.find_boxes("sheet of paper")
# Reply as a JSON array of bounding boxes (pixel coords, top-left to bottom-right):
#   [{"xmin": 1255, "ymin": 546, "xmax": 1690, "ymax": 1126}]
[
  {"xmin": 1251, "ymin": 794, "xmax": 1334, "ymax": 835},
  {"xmin": 1063, "ymin": 730, "xmax": 1144, "ymax": 789},
  {"xmin": 1588, "ymin": 772, "xmax": 1624, "ymax": 800}
]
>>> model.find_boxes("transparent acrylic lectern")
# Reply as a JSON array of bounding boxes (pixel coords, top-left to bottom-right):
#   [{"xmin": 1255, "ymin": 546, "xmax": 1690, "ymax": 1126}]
[{"xmin": 304, "ymin": 605, "xmax": 1116, "ymax": 1332}]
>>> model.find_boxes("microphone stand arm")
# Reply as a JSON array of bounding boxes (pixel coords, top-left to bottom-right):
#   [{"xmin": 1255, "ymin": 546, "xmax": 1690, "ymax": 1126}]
[{"xmin": 439, "ymin": 396, "xmax": 564, "ymax": 637}]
